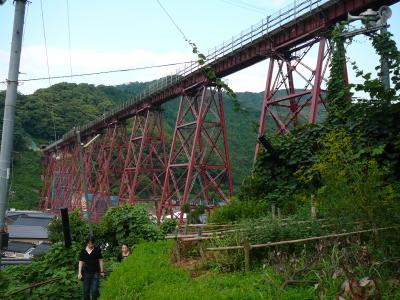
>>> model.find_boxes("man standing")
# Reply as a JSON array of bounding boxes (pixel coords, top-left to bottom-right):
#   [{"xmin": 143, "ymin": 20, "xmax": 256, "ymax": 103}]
[{"xmin": 78, "ymin": 236, "xmax": 104, "ymax": 300}]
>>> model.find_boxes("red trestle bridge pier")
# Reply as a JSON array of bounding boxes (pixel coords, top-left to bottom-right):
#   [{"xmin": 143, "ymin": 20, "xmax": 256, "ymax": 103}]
[{"xmin": 40, "ymin": 0, "xmax": 399, "ymax": 222}]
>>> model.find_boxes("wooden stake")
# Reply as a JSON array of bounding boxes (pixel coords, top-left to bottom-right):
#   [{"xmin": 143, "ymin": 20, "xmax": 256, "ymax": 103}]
[{"xmin": 243, "ymin": 238, "xmax": 251, "ymax": 272}]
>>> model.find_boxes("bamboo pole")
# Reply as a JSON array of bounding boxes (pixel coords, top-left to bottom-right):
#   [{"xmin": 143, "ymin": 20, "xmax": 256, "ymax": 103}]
[
  {"xmin": 243, "ymin": 238, "xmax": 251, "ymax": 272},
  {"xmin": 205, "ymin": 227, "xmax": 396, "ymax": 252},
  {"xmin": 206, "ymin": 245, "xmax": 244, "ymax": 251},
  {"xmin": 250, "ymin": 227, "xmax": 395, "ymax": 249}
]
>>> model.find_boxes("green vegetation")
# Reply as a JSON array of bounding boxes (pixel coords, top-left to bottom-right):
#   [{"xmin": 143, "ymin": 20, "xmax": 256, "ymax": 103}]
[
  {"xmin": 48, "ymin": 205, "xmax": 162, "ymax": 256},
  {"xmin": 101, "ymin": 240, "xmax": 321, "ymax": 300},
  {"xmin": 1, "ymin": 243, "xmax": 82, "ymax": 299},
  {"xmin": 6, "ymin": 150, "xmax": 42, "ymax": 210},
  {"xmin": 1, "ymin": 205, "xmax": 163, "ymax": 298}
]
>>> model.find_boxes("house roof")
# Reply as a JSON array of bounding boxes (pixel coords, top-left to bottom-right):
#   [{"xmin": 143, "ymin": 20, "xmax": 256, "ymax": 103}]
[
  {"xmin": 13, "ymin": 216, "xmax": 52, "ymax": 228},
  {"xmin": 6, "ymin": 241, "xmax": 34, "ymax": 253},
  {"xmin": 6, "ymin": 211, "xmax": 54, "ymax": 219},
  {"xmin": 31, "ymin": 243, "xmax": 51, "ymax": 256},
  {"xmin": 8, "ymin": 225, "xmax": 48, "ymax": 239},
  {"xmin": 24, "ymin": 212, "xmax": 54, "ymax": 219}
]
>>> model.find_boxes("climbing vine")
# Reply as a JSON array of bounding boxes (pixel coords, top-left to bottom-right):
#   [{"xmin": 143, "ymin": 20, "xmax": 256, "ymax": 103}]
[
  {"xmin": 326, "ymin": 22, "xmax": 352, "ymax": 114},
  {"xmin": 225, "ymin": 23, "xmax": 400, "ymax": 221},
  {"xmin": 187, "ymin": 40, "xmax": 241, "ymax": 111}
]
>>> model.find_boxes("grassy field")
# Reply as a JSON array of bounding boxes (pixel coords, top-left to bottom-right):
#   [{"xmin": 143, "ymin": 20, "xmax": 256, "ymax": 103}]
[{"xmin": 100, "ymin": 240, "xmax": 327, "ymax": 300}]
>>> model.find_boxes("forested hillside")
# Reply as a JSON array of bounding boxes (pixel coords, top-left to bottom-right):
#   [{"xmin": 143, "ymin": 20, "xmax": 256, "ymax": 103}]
[{"xmin": 0, "ymin": 83, "xmax": 263, "ymax": 209}]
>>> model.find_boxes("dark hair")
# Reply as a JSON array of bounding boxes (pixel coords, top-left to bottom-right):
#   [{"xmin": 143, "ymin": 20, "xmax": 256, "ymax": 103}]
[
  {"xmin": 85, "ymin": 236, "xmax": 95, "ymax": 244},
  {"xmin": 121, "ymin": 243, "xmax": 129, "ymax": 248}
]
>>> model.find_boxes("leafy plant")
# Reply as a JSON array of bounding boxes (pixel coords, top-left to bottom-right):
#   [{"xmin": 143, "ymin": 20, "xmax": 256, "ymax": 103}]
[
  {"xmin": 160, "ymin": 219, "xmax": 178, "ymax": 235},
  {"xmin": 99, "ymin": 205, "xmax": 163, "ymax": 252},
  {"xmin": 48, "ymin": 210, "xmax": 89, "ymax": 245}
]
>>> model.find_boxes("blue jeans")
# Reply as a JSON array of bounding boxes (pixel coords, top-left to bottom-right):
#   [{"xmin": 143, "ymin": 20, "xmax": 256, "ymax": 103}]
[{"xmin": 83, "ymin": 272, "xmax": 100, "ymax": 300}]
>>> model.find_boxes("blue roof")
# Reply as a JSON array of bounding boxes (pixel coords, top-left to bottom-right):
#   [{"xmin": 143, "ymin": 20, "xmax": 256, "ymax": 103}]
[
  {"xmin": 6, "ymin": 211, "xmax": 54, "ymax": 220},
  {"xmin": 8, "ymin": 225, "xmax": 48, "ymax": 239},
  {"xmin": 6, "ymin": 241, "xmax": 34, "ymax": 253},
  {"xmin": 13, "ymin": 216, "xmax": 52, "ymax": 227},
  {"xmin": 31, "ymin": 243, "xmax": 51, "ymax": 256}
]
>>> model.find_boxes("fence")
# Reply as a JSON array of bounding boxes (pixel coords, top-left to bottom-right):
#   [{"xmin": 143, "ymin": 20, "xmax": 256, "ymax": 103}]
[{"xmin": 204, "ymin": 227, "xmax": 396, "ymax": 272}]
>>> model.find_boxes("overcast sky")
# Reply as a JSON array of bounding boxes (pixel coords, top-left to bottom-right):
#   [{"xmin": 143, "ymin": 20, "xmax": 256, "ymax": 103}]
[{"xmin": 0, "ymin": 0, "xmax": 399, "ymax": 95}]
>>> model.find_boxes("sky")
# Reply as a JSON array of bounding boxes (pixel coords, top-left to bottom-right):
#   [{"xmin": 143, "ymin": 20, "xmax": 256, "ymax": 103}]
[{"xmin": 0, "ymin": 0, "xmax": 399, "ymax": 95}]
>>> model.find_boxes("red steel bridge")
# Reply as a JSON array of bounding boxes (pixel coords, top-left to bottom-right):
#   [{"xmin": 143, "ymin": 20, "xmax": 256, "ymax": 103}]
[{"xmin": 40, "ymin": 0, "xmax": 398, "ymax": 221}]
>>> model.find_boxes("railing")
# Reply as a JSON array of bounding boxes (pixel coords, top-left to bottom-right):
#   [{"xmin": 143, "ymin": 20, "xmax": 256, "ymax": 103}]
[
  {"xmin": 48, "ymin": 0, "xmax": 331, "ymax": 150},
  {"xmin": 204, "ymin": 227, "xmax": 396, "ymax": 272}
]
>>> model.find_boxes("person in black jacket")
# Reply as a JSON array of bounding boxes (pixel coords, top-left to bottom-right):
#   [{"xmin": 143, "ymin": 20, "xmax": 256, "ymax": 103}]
[
  {"xmin": 78, "ymin": 236, "xmax": 104, "ymax": 300},
  {"xmin": 117, "ymin": 243, "xmax": 130, "ymax": 262}
]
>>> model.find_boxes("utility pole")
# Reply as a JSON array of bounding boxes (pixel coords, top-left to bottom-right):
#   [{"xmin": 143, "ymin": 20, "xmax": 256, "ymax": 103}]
[
  {"xmin": 380, "ymin": 26, "xmax": 391, "ymax": 90},
  {"xmin": 0, "ymin": 0, "xmax": 27, "ymax": 259}
]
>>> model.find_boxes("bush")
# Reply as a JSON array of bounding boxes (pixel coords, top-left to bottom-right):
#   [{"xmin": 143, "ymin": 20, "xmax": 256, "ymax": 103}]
[
  {"xmin": 296, "ymin": 129, "xmax": 400, "ymax": 227},
  {"xmin": 209, "ymin": 199, "xmax": 269, "ymax": 223},
  {"xmin": 160, "ymin": 219, "xmax": 178, "ymax": 235},
  {"xmin": 99, "ymin": 205, "xmax": 163, "ymax": 252},
  {"xmin": 1, "ymin": 242, "xmax": 82, "ymax": 299},
  {"xmin": 48, "ymin": 210, "xmax": 89, "ymax": 244}
]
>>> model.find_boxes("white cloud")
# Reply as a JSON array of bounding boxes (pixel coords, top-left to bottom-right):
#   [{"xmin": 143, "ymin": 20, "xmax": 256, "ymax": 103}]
[
  {"xmin": 0, "ymin": 46, "xmax": 196, "ymax": 94},
  {"xmin": 0, "ymin": 34, "xmax": 386, "ymax": 97}
]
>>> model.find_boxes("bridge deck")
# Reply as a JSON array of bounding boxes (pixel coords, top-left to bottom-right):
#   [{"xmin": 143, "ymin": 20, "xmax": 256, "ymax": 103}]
[{"xmin": 45, "ymin": 0, "xmax": 397, "ymax": 152}]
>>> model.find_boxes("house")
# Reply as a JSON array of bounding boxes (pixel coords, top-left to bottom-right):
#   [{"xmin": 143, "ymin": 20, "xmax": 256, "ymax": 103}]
[
  {"xmin": 5, "ymin": 210, "xmax": 54, "ymax": 244},
  {"xmin": 30, "ymin": 242, "xmax": 51, "ymax": 257},
  {"xmin": 8, "ymin": 224, "xmax": 49, "ymax": 245},
  {"xmin": 3, "ymin": 241, "xmax": 34, "ymax": 259}
]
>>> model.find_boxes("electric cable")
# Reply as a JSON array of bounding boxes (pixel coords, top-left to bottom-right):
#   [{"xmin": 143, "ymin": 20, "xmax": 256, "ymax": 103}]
[
  {"xmin": 40, "ymin": 0, "xmax": 58, "ymax": 143},
  {"xmin": 218, "ymin": 0, "xmax": 266, "ymax": 14},
  {"xmin": 155, "ymin": 0, "xmax": 192, "ymax": 46},
  {"xmin": 1, "ymin": 60, "xmax": 194, "ymax": 84},
  {"xmin": 40, "ymin": 0, "xmax": 51, "ymax": 87},
  {"xmin": 66, "ymin": 0, "xmax": 73, "ymax": 80}
]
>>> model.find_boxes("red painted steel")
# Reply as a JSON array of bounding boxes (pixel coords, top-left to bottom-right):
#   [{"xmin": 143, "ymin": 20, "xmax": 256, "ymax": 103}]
[
  {"xmin": 158, "ymin": 85, "xmax": 234, "ymax": 222},
  {"xmin": 85, "ymin": 125, "xmax": 127, "ymax": 221},
  {"xmin": 119, "ymin": 108, "xmax": 167, "ymax": 205},
  {"xmin": 255, "ymin": 37, "xmax": 331, "ymax": 158},
  {"xmin": 40, "ymin": 143, "xmax": 81, "ymax": 214},
  {"xmin": 39, "ymin": 152, "xmax": 53, "ymax": 210}
]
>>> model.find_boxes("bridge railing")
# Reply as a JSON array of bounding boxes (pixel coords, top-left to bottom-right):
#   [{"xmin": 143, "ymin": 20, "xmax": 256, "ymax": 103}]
[{"xmin": 57, "ymin": 0, "xmax": 330, "ymax": 146}]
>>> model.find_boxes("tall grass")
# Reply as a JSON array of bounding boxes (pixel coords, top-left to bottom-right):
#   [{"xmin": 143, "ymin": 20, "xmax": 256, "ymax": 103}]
[{"xmin": 100, "ymin": 240, "xmax": 318, "ymax": 299}]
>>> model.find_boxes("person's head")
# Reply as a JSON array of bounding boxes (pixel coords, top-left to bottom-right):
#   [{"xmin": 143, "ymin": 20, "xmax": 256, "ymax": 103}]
[
  {"xmin": 121, "ymin": 243, "xmax": 129, "ymax": 253},
  {"xmin": 86, "ymin": 236, "xmax": 95, "ymax": 249}
]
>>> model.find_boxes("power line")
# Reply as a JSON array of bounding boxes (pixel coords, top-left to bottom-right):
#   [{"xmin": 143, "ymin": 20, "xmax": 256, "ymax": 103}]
[
  {"xmin": 155, "ymin": 0, "xmax": 192, "ymax": 46},
  {"xmin": 40, "ymin": 0, "xmax": 51, "ymax": 86},
  {"xmin": 21, "ymin": 1, "xmax": 30, "ymax": 49},
  {"xmin": 1, "ymin": 60, "xmax": 193, "ymax": 84},
  {"xmin": 218, "ymin": 0, "xmax": 267, "ymax": 14},
  {"xmin": 66, "ymin": 0, "xmax": 73, "ymax": 80},
  {"xmin": 40, "ymin": 0, "xmax": 57, "ymax": 143}
]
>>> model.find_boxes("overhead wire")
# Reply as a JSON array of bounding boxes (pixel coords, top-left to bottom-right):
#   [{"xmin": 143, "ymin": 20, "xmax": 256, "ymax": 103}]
[
  {"xmin": 218, "ymin": 0, "xmax": 267, "ymax": 14},
  {"xmin": 66, "ymin": 0, "xmax": 73, "ymax": 80},
  {"xmin": 40, "ymin": 0, "xmax": 58, "ymax": 144},
  {"xmin": 40, "ymin": 0, "xmax": 51, "ymax": 87},
  {"xmin": 1, "ymin": 60, "xmax": 194, "ymax": 84},
  {"xmin": 155, "ymin": 0, "xmax": 192, "ymax": 47}
]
